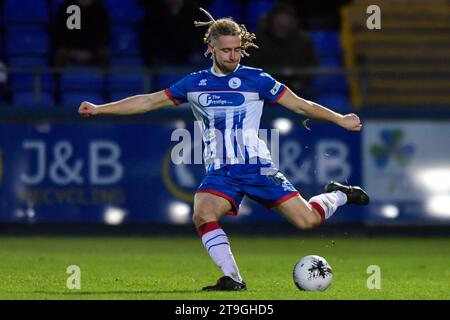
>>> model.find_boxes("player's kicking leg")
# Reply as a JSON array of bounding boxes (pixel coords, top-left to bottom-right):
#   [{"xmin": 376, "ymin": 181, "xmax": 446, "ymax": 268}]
[
  {"xmin": 273, "ymin": 181, "xmax": 370, "ymax": 229},
  {"xmin": 193, "ymin": 192, "xmax": 247, "ymax": 291}
]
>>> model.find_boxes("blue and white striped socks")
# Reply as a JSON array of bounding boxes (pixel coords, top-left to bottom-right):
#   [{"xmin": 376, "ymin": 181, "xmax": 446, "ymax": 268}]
[{"xmin": 198, "ymin": 222, "xmax": 243, "ymax": 283}]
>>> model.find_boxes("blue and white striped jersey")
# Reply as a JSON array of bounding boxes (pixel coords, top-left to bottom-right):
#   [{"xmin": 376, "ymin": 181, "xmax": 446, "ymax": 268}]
[{"xmin": 165, "ymin": 64, "xmax": 287, "ymax": 172}]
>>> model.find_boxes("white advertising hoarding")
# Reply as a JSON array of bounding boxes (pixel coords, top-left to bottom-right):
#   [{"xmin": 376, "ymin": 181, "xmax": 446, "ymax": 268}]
[{"xmin": 363, "ymin": 121, "xmax": 450, "ymax": 222}]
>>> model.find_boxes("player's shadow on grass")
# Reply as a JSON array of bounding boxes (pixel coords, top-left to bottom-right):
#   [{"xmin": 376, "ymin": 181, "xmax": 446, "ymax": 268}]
[{"xmin": 33, "ymin": 290, "xmax": 201, "ymax": 295}]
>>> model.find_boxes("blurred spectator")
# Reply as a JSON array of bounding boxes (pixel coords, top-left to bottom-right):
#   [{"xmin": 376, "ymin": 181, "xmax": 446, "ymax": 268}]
[
  {"xmin": 52, "ymin": 0, "xmax": 111, "ymax": 68},
  {"xmin": 139, "ymin": 0, "xmax": 209, "ymax": 68},
  {"xmin": 246, "ymin": 3, "xmax": 318, "ymax": 94}
]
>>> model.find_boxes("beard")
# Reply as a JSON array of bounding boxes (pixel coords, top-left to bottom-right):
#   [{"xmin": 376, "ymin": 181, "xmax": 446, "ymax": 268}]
[{"xmin": 213, "ymin": 54, "xmax": 239, "ymax": 74}]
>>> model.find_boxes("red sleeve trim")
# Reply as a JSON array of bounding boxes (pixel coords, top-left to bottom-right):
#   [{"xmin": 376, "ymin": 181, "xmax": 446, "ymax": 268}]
[
  {"xmin": 271, "ymin": 86, "xmax": 287, "ymax": 105},
  {"xmin": 164, "ymin": 88, "xmax": 181, "ymax": 106}
]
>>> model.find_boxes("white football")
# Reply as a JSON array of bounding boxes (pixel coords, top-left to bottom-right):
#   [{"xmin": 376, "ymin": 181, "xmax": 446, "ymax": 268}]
[{"xmin": 293, "ymin": 255, "xmax": 333, "ymax": 291}]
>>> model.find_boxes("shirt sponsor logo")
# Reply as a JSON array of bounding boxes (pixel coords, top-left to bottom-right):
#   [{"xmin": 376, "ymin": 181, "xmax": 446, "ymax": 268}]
[
  {"xmin": 198, "ymin": 92, "xmax": 245, "ymax": 107},
  {"xmin": 228, "ymin": 77, "xmax": 241, "ymax": 89},
  {"xmin": 270, "ymin": 81, "xmax": 282, "ymax": 95}
]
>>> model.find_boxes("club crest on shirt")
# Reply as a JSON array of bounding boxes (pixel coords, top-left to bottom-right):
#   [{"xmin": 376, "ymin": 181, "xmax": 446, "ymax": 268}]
[{"xmin": 228, "ymin": 77, "xmax": 241, "ymax": 89}]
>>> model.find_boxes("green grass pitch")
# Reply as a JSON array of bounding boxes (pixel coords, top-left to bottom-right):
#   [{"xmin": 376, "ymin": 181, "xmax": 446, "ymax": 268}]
[{"xmin": 0, "ymin": 236, "xmax": 448, "ymax": 299}]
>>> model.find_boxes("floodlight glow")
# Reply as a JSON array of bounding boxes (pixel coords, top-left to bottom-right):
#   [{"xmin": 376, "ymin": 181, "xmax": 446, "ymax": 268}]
[
  {"xmin": 26, "ymin": 207, "xmax": 35, "ymax": 219},
  {"xmin": 273, "ymin": 118, "xmax": 293, "ymax": 134},
  {"xmin": 169, "ymin": 201, "xmax": 191, "ymax": 224},
  {"xmin": 13, "ymin": 209, "xmax": 25, "ymax": 219},
  {"xmin": 426, "ymin": 195, "xmax": 450, "ymax": 218},
  {"xmin": 415, "ymin": 167, "xmax": 450, "ymax": 193},
  {"xmin": 104, "ymin": 206, "xmax": 127, "ymax": 225},
  {"xmin": 380, "ymin": 204, "xmax": 399, "ymax": 218}
]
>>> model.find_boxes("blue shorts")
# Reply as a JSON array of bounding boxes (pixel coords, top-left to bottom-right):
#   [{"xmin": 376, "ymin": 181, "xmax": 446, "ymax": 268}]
[{"xmin": 196, "ymin": 164, "xmax": 299, "ymax": 215}]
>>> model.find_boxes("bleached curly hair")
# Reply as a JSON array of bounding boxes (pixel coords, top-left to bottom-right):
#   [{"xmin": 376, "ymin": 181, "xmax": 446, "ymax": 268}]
[{"xmin": 194, "ymin": 7, "xmax": 258, "ymax": 57}]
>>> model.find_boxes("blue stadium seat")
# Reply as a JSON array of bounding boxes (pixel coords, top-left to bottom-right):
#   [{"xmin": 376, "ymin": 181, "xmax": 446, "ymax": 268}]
[
  {"xmin": 111, "ymin": 27, "xmax": 140, "ymax": 55},
  {"xmin": 11, "ymin": 91, "xmax": 55, "ymax": 107},
  {"xmin": 6, "ymin": 27, "xmax": 49, "ymax": 55},
  {"xmin": 108, "ymin": 73, "xmax": 146, "ymax": 91},
  {"xmin": 207, "ymin": 0, "xmax": 243, "ymax": 23},
  {"xmin": 309, "ymin": 30, "xmax": 342, "ymax": 57},
  {"xmin": 310, "ymin": 74, "xmax": 349, "ymax": 95},
  {"xmin": 4, "ymin": 0, "xmax": 49, "ymax": 23},
  {"xmin": 315, "ymin": 94, "xmax": 351, "ymax": 112},
  {"xmin": 154, "ymin": 74, "xmax": 183, "ymax": 91},
  {"xmin": 60, "ymin": 68, "xmax": 104, "ymax": 91},
  {"xmin": 61, "ymin": 92, "xmax": 105, "ymax": 107},
  {"xmin": 319, "ymin": 56, "xmax": 344, "ymax": 68},
  {"xmin": 104, "ymin": 0, "xmax": 144, "ymax": 23},
  {"xmin": 9, "ymin": 72, "xmax": 55, "ymax": 91},
  {"xmin": 110, "ymin": 56, "xmax": 144, "ymax": 67},
  {"xmin": 245, "ymin": 0, "xmax": 275, "ymax": 32},
  {"xmin": 7, "ymin": 55, "xmax": 49, "ymax": 68}
]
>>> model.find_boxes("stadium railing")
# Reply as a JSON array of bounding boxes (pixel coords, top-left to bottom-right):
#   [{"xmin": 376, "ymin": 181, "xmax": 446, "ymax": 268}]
[
  {"xmin": 0, "ymin": 65, "xmax": 355, "ymax": 118},
  {"xmin": 1, "ymin": 65, "xmax": 449, "ymax": 121}
]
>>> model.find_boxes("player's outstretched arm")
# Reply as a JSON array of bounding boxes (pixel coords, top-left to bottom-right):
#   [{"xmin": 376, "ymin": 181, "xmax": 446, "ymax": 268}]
[
  {"xmin": 78, "ymin": 90, "xmax": 174, "ymax": 117},
  {"xmin": 277, "ymin": 87, "xmax": 362, "ymax": 131}
]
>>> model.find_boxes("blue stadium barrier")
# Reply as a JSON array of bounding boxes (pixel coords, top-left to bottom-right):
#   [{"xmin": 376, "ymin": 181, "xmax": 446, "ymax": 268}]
[
  {"xmin": 6, "ymin": 26, "xmax": 49, "ymax": 55},
  {"xmin": 310, "ymin": 74, "xmax": 349, "ymax": 95},
  {"xmin": 7, "ymin": 55, "xmax": 49, "ymax": 68},
  {"xmin": 11, "ymin": 91, "xmax": 55, "ymax": 107},
  {"xmin": 0, "ymin": 122, "xmax": 363, "ymax": 223},
  {"xmin": 60, "ymin": 69, "xmax": 104, "ymax": 91},
  {"xmin": 4, "ymin": 0, "xmax": 49, "ymax": 23},
  {"xmin": 107, "ymin": 73, "xmax": 146, "ymax": 91},
  {"xmin": 315, "ymin": 94, "xmax": 351, "ymax": 112},
  {"xmin": 318, "ymin": 56, "xmax": 344, "ymax": 68},
  {"xmin": 110, "ymin": 56, "xmax": 144, "ymax": 67},
  {"xmin": 9, "ymin": 72, "xmax": 55, "ymax": 91},
  {"xmin": 61, "ymin": 92, "xmax": 105, "ymax": 107},
  {"xmin": 104, "ymin": 0, "xmax": 144, "ymax": 23}
]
